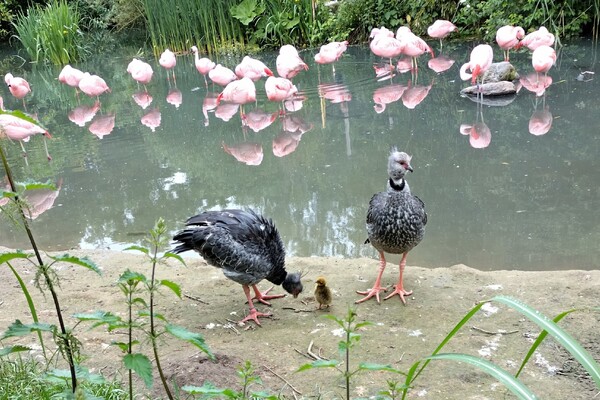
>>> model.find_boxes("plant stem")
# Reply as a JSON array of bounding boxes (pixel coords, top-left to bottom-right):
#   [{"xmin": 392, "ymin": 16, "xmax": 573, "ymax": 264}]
[
  {"xmin": 149, "ymin": 231, "xmax": 173, "ymax": 400},
  {"xmin": 345, "ymin": 319, "xmax": 350, "ymax": 400},
  {"xmin": 0, "ymin": 144, "xmax": 78, "ymax": 392},
  {"xmin": 127, "ymin": 283, "xmax": 133, "ymax": 400}
]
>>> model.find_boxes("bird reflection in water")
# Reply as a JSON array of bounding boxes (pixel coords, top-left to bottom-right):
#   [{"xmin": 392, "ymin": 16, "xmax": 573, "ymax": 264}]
[
  {"xmin": 528, "ymin": 94, "xmax": 553, "ymax": 136},
  {"xmin": 141, "ymin": 108, "xmax": 161, "ymax": 132},
  {"xmin": 22, "ymin": 178, "xmax": 63, "ymax": 220},
  {"xmin": 166, "ymin": 88, "xmax": 182, "ymax": 109},
  {"xmin": 460, "ymin": 95, "xmax": 491, "ymax": 149},
  {"xmin": 273, "ymin": 114, "xmax": 313, "ymax": 157},
  {"xmin": 242, "ymin": 109, "xmax": 278, "ymax": 133},
  {"xmin": 318, "ymin": 82, "xmax": 351, "ymax": 128},
  {"xmin": 68, "ymin": 100, "xmax": 101, "ymax": 126},
  {"xmin": 427, "ymin": 55, "xmax": 455, "ymax": 73},
  {"xmin": 222, "ymin": 141, "xmax": 263, "ymax": 166},
  {"xmin": 401, "ymin": 80, "xmax": 434, "ymax": 109},
  {"xmin": 520, "ymin": 73, "xmax": 552, "ymax": 97},
  {"xmin": 132, "ymin": 91, "xmax": 153, "ymax": 109},
  {"xmin": 202, "ymin": 92, "xmax": 219, "ymax": 126},
  {"xmin": 89, "ymin": 113, "xmax": 116, "ymax": 139},
  {"xmin": 372, "ymin": 83, "xmax": 407, "ymax": 114}
]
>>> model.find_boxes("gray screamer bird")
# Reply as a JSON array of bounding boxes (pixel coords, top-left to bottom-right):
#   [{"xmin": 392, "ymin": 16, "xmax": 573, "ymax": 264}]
[
  {"xmin": 172, "ymin": 209, "xmax": 303, "ymax": 325},
  {"xmin": 356, "ymin": 148, "xmax": 427, "ymax": 304}
]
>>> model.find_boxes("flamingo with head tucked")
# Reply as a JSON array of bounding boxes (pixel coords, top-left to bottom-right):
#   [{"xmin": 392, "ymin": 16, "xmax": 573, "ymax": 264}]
[
  {"xmin": 4, "ymin": 73, "xmax": 31, "ymax": 109},
  {"xmin": 496, "ymin": 25, "xmax": 525, "ymax": 61},
  {"xmin": 235, "ymin": 56, "xmax": 273, "ymax": 81},
  {"xmin": 276, "ymin": 45, "xmax": 308, "ymax": 80},
  {"xmin": 208, "ymin": 64, "xmax": 237, "ymax": 87},
  {"xmin": 518, "ymin": 27, "xmax": 555, "ymax": 51},
  {"xmin": 127, "ymin": 58, "xmax": 153, "ymax": 90},
  {"xmin": 532, "ymin": 45, "xmax": 556, "ymax": 75},
  {"xmin": 396, "ymin": 26, "xmax": 434, "ymax": 71},
  {"xmin": 427, "ymin": 20, "xmax": 457, "ymax": 50},
  {"xmin": 58, "ymin": 65, "xmax": 85, "ymax": 96},
  {"xmin": 79, "ymin": 73, "xmax": 110, "ymax": 100},
  {"xmin": 159, "ymin": 49, "xmax": 177, "ymax": 82}
]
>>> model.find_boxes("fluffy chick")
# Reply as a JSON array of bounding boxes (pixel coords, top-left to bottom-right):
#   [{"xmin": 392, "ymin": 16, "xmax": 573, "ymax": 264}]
[{"xmin": 314, "ymin": 277, "xmax": 333, "ymax": 310}]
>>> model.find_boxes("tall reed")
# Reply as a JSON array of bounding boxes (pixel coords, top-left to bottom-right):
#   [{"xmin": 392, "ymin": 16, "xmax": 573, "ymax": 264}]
[
  {"xmin": 13, "ymin": 0, "xmax": 82, "ymax": 65},
  {"xmin": 141, "ymin": 0, "xmax": 246, "ymax": 56}
]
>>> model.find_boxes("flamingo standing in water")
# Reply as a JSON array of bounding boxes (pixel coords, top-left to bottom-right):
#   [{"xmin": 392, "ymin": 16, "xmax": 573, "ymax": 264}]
[
  {"xmin": 0, "ymin": 96, "xmax": 52, "ymax": 160},
  {"xmin": 265, "ymin": 76, "xmax": 298, "ymax": 110},
  {"xmin": 235, "ymin": 56, "xmax": 273, "ymax": 81},
  {"xmin": 276, "ymin": 45, "xmax": 308, "ymax": 79},
  {"xmin": 217, "ymin": 77, "xmax": 256, "ymax": 117},
  {"xmin": 518, "ymin": 27, "xmax": 555, "ymax": 51},
  {"xmin": 532, "ymin": 45, "xmax": 556, "ymax": 75},
  {"xmin": 159, "ymin": 49, "xmax": 177, "ymax": 82},
  {"xmin": 191, "ymin": 46, "xmax": 215, "ymax": 87},
  {"xmin": 396, "ymin": 27, "xmax": 434, "ymax": 72},
  {"xmin": 127, "ymin": 58, "xmax": 153, "ymax": 90},
  {"xmin": 58, "ymin": 65, "xmax": 85, "ymax": 96},
  {"xmin": 427, "ymin": 20, "xmax": 457, "ymax": 50},
  {"xmin": 79, "ymin": 73, "xmax": 110, "ymax": 100},
  {"xmin": 314, "ymin": 41, "xmax": 348, "ymax": 74},
  {"xmin": 370, "ymin": 33, "xmax": 403, "ymax": 68},
  {"xmin": 460, "ymin": 44, "xmax": 494, "ymax": 85},
  {"xmin": 208, "ymin": 64, "xmax": 237, "ymax": 87},
  {"xmin": 4, "ymin": 73, "xmax": 31, "ymax": 109},
  {"xmin": 496, "ymin": 25, "xmax": 525, "ymax": 61}
]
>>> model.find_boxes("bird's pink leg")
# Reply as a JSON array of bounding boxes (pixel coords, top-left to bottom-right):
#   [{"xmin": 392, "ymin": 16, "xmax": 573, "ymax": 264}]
[
  {"xmin": 251, "ymin": 284, "xmax": 285, "ymax": 306},
  {"xmin": 241, "ymin": 285, "xmax": 272, "ymax": 326},
  {"xmin": 384, "ymin": 252, "xmax": 413, "ymax": 303},
  {"xmin": 356, "ymin": 251, "xmax": 388, "ymax": 304}
]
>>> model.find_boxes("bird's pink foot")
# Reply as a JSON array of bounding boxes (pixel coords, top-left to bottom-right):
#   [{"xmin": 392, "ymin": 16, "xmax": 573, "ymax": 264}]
[
  {"xmin": 240, "ymin": 308, "xmax": 272, "ymax": 326},
  {"xmin": 251, "ymin": 286, "xmax": 285, "ymax": 306},
  {"xmin": 355, "ymin": 286, "xmax": 388, "ymax": 304},
  {"xmin": 384, "ymin": 285, "xmax": 413, "ymax": 304}
]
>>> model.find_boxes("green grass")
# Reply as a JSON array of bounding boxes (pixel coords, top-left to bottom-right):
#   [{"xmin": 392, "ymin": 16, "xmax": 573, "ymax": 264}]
[{"xmin": 13, "ymin": 0, "xmax": 82, "ymax": 65}]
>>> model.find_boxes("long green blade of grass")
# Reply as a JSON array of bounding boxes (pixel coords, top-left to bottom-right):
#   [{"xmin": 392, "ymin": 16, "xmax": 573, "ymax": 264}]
[
  {"xmin": 425, "ymin": 353, "xmax": 538, "ymax": 400},
  {"xmin": 493, "ymin": 295, "xmax": 600, "ymax": 388}
]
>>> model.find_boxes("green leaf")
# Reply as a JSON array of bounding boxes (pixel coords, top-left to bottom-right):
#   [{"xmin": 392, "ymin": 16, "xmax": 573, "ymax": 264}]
[
  {"xmin": 16, "ymin": 180, "xmax": 56, "ymax": 192},
  {"xmin": 296, "ymin": 359, "xmax": 339, "ymax": 372},
  {"xmin": 166, "ymin": 324, "xmax": 214, "ymax": 360},
  {"xmin": 123, "ymin": 353, "xmax": 153, "ymax": 388},
  {"xmin": 119, "ymin": 270, "xmax": 147, "ymax": 283},
  {"xmin": 229, "ymin": 0, "xmax": 260, "ymax": 25},
  {"xmin": 0, "ymin": 251, "xmax": 32, "ymax": 265},
  {"xmin": 182, "ymin": 382, "xmax": 237, "ymax": 397},
  {"xmin": 163, "ymin": 251, "xmax": 185, "ymax": 265},
  {"xmin": 138, "ymin": 310, "xmax": 167, "ymax": 321},
  {"xmin": 0, "ymin": 189, "xmax": 15, "ymax": 199},
  {"xmin": 72, "ymin": 311, "xmax": 124, "ymax": 330},
  {"xmin": 355, "ymin": 321, "xmax": 373, "ymax": 329},
  {"xmin": 159, "ymin": 279, "xmax": 182, "ymax": 298},
  {"xmin": 492, "ymin": 295, "xmax": 600, "ymax": 388},
  {"xmin": 424, "ymin": 353, "xmax": 538, "ymax": 400},
  {"xmin": 358, "ymin": 362, "xmax": 406, "ymax": 375},
  {"xmin": 48, "ymin": 254, "xmax": 101, "ymax": 275},
  {"xmin": 0, "ymin": 109, "xmax": 45, "ymax": 126},
  {"xmin": 0, "ymin": 345, "xmax": 32, "ymax": 356},
  {"xmin": 1, "ymin": 320, "xmax": 55, "ymax": 339},
  {"xmin": 124, "ymin": 245, "xmax": 149, "ymax": 255}
]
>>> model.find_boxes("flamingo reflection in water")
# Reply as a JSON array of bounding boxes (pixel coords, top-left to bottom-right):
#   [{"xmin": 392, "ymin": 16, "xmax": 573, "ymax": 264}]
[
  {"xmin": 202, "ymin": 92, "xmax": 219, "ymax": 126},
  {"xmin": 132, "ymin": 91, "xmax": 153, "ymax": 110},
  {"xmin": 460, "ymin": 94, "xmax": 491, "ymax": 149},
  {"xmin": 401, "ymin": 80, "xmax": 434, "ymax": 109},
  {"xmin": 222, "ymin": 141, "xmax": 264, "ymax": 166},
  {"xmin": 273, "ymin": 115, "xmax": 314, "ymax": 157},
  {"xmin": 166, "ymin": 88, "xmax": 183, "ymax": 109},
  {"xmin": 528, "ymin": 92, "xmax": 553, "ymax": 136},
  {"xmin": 141, "ymin": 108, "xmax": 161, "ymax": 132},
  {"xmin": 242, "ymin": 109, "xmax": 278, "ymax": 133},
  {"xmin": 68, "ymin": 100, "xmax": 101, "ymax": 126},
  {"xmin": 20, "ymin": 178, "xmax": 63, "ymax": 220},
  {"xmin": 372, "ymin": 83, "xmax": 407, "ymax": 114},
  {"xmin": 89, "ymin": 113, "xmax": 116, "ymax": 139},
  {"xmin": 427, "ymin": 55, "xmax": 455, "ymax": 73}
]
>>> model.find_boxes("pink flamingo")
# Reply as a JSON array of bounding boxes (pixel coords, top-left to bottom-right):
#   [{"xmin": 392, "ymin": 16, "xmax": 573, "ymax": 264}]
[
  {"xmin": 58, "ymin": 65, "xmax": 85, "ymax": 96},
  {"xmin": 276, "ymin": 45, "xmax": 308, "ymax": 79},
  {"xmin": 396, "ymin": 26, "xmax": 434, "ymax": 71},
  {"xmin": 496, "ymin": 25, "xmax": 525, "ymax": 61},
  {"xmin": 208, "ymin": 64, "xmax": 237, "ymax": 87},
  {"xmin": 235, "ymin": 56, "xmax": 273, "ymax": 81},
  {"xmin": 191, "ymin": 46, "xmax": 215, "ymax": 86},
  {"xmin": 518, "ymin": 27, "xmax": 555, "ymax": 51},
  {"xmin": 217, "ymin": 77, "xmax": 256, "ymax": 107},
  {"xmin": 127, "ymin": 58, "xmax": 153, "ymax": 89},
  {"xmin": 79, "ymin": 73, "xmax": 110, "ymax": 100},
  {"xmin": 4, "ymin": 73, "xmax": 31, "ymax": 108},
  {"xmin": 370, "ymin": 26, "xmax": 394, "ymax": 38},
  {"xmin": 314, "ymin": 41, "xmax": 348, "ymax": 74},
  {"xmin": 159, "ymin": 49, "xmax": 177, "ymax": 82},
  {"xmin": 0, "ymin": 96, "xmax": 52, "ymax": 160},
  {"xmin": 68, "ymin": 100, "xmax": 101, "ymax": 126},
  {"xmin": 532, "ymin": 45, "xmax": 556, "ymax": 75},
  {"xmin": 460, "ymin": 44, "xmax": 494, "ymax": 85},
  {"xmin": 89, "ymin": 113, "xmax": 116, "ymax": 139},
  {"xmin": 370, "ymin": 34, "xmax": 403, "ymax": 67},
  {"xmin": 427, "ymin": 20, "xmax": 457, "ymax": 49},
  {"xmin": 265, "ymin": 76, "xmax": 298, "ymax": 107}
]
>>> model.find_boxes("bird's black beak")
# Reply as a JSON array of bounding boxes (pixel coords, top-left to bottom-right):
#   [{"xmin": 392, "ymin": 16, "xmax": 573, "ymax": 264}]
[{"xmin": 407, "ymin": 165, "xmax": 414, "ymax": 172}]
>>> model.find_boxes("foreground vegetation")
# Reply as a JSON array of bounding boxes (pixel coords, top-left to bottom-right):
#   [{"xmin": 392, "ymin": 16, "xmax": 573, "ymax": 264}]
[{"xmin": 1, "ymin": 0, "xmax": 599, "ymax": 64}]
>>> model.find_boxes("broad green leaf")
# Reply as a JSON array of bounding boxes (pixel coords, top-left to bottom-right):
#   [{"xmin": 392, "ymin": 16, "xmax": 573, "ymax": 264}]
[
  {"xmin": 15, "ymin": 180, "xmax": 56, "ymax": 191},
  {"xmin": 250, "ymin": 391, "xmax": 277, "ymax": 399},
  {"xmin": 159, "ymin": 279, "xmax": 182, "ymax": 298},
  {"xmin": 48, "ymin": 254, "xmax": 101, "ymax": 275},
  {"xmin": 0, "ymin": 189, "xmax": 15, "ymax": 199},
  {"xmin": 166, "ymin": 324, "xmax": 214, "ymax": 359},
  {"xmin": 1, "ymin": 320, "xmax": 55, "ymax": 339},
  {"xmin": 358, "ymin": 362, "xmax": 406, "ymax": 375},
  {"xmin": 182, "ymin": 382, "xmax": 237, "ymax": 397},
  {"xmin": 0, "ymin": 345, "xmax": 32, "ymax": 356},
  {"xmin": 229, "ymin": 0, "xmax": 260, "ymax": 25},
  {"xmin": 0, "ymin": 251, "xmax": 32, "ymax": 265},
  {"xmin": 425, "ymin": 353, "xmax": 538, "ymax": 400},
  {"xmin": 123, "ymin": 353, "xmax": 153, "ymax": 388},
  {"xmin": 0, "ymin": 109, "xmax": 44, "ymax": 126},
  {"xmin": 163, "ymin": 251, "xmax": 185, "ymax": 265},
  {"xmin": 132, "ymin": 297, "xmax": 148, "ymax": 307},
  {"xmin": 296, "ymin": 359, "xmax": 339, "ymax": 372},
  {"xmin": 492, "ymin": 295, "xmax": 600, "ymax": 388},
  {"xmin": 72, "ymin": 311, "xmax": 124, "ymax": 330},
  {"xmin": 355, "ymin": 321, "xmax": 374, "ymax": 329},
  {"xmin": 124, "ymin": 245, "xmax": 149, "ymax": 255},
  {"xmin": 119, "ymin": 270, "xmax": 147, "ymax": 283}
]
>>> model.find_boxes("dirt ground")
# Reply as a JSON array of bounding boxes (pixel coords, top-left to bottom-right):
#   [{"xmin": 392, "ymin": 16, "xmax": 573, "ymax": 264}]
[{"xmin": 0, "ymin": 246, "xmax": 599, "ymax": 399}]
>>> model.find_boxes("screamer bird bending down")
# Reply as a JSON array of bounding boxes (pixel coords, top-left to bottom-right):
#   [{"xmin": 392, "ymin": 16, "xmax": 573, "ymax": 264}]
[
  {"xmin": 356, "ymin": 149, "xmax": 427, "ymax": 304},
  {"xmin": 172, "ymin": 209, "xmax": 303, "ymax": 325}
]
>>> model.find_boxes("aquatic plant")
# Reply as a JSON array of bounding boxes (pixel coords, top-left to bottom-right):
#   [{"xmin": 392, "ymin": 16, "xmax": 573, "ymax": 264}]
[{"xmin": 12, "ymin": 0, "xmax": 83, "ymax": 65}]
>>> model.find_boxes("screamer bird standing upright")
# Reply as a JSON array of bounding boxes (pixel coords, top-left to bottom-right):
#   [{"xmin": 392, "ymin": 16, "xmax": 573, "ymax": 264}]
[
  {"xmin": 356, "ymin": 149, "xmax": 427, "ymax": 304},
  {"xmin": 172, "ymin": 209, "xmax": 303, "ymax": 326}
]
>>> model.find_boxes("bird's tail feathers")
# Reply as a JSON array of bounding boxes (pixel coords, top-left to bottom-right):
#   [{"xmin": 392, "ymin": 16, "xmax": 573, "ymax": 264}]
[{"xmin": 171, "ymin": 229, "xmax": 196, "ymax": 254}]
